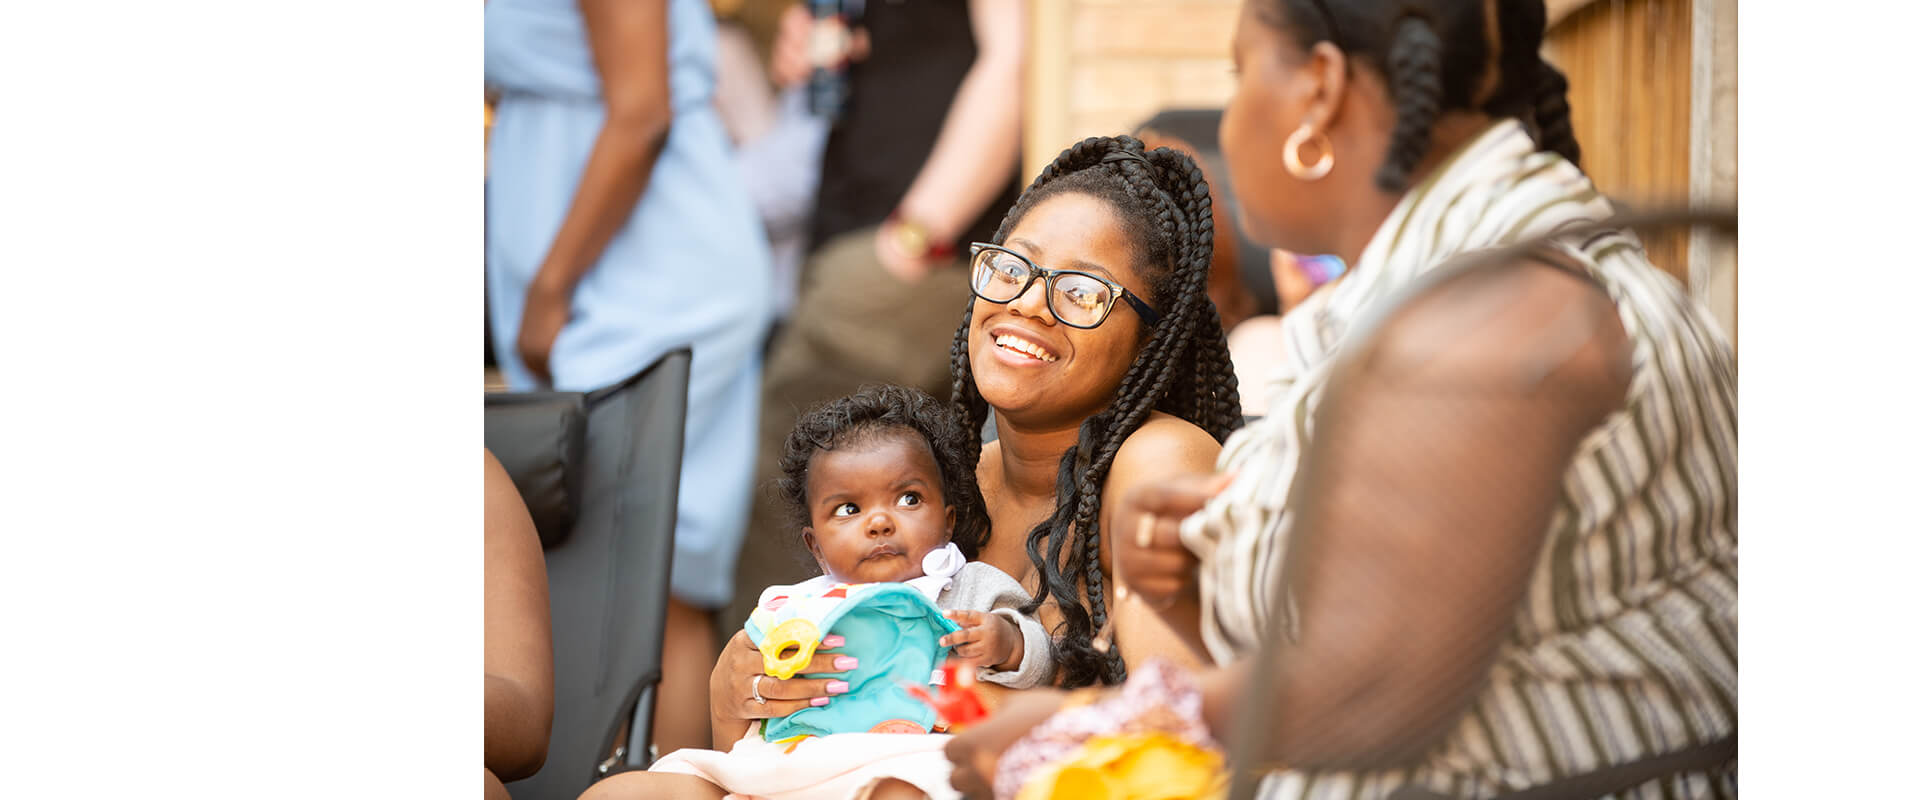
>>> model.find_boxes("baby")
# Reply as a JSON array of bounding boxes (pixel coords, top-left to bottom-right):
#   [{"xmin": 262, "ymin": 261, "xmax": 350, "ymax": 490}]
[{"xmin": 649, "ymin": 384, "xmax": 1052, "ymax": 798}]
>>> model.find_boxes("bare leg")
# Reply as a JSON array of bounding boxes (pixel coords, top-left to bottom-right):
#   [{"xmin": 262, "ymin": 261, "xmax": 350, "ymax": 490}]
[
  {"xmin": 656, "ymin": 596, "xmax": 719, "ymax": 754},
  {"xmin": 577, "ymin": 771, "xmax": 727, "ymax": 800},
  {"xmin": 484, "ymin": 767, "xmax": 512, "ymax": 800},
  {"xmin": 862, "ymin": 777, "xmax": 932, "ymax": 800}
]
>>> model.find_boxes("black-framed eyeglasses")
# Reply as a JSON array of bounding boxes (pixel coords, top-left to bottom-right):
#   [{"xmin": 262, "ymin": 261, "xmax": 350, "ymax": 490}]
[{"xmin": 967, "ymin": 243, "xmax": 1161, "ymax": 329}]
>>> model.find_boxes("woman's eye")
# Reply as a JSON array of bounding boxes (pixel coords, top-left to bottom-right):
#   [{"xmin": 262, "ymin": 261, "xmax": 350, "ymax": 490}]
[
  {"xmin": 832, "ymin": 502, "xmax": 858, "ymax": 517},
  {"xmin": 898, "ymin": 492, "xmax": 922, "ymax": 507}
]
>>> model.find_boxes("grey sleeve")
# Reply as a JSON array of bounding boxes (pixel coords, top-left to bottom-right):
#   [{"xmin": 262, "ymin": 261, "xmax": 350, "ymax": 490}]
[{"xmin": 940, "ymin": 563, "xmax": 1056, "ymax": 689}]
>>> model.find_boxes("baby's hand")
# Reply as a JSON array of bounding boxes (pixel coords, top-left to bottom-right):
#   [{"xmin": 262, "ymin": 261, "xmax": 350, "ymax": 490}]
[{"xmin": 940, "ymin": 610, "xmax": 1023, "ymax": 671}]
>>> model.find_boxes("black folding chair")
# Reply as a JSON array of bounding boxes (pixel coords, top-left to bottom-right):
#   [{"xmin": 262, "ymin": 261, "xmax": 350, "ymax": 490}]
[{"xmin": 486, "ymin": 348, "xmax": 691, "ymax": 800}]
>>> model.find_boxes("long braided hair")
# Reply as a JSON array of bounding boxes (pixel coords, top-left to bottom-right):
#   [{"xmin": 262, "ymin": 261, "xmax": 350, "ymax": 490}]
[
  {"xmin": 1262, "ymin": 0, "xmax": 1583, "ymax": 192},
  {"xmin": 947, "ymin": 136, "xmax": 1244, "ymax": 687}
]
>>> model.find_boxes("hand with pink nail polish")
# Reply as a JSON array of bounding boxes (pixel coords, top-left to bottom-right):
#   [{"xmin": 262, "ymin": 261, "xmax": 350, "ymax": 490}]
[{"xmin": 708, "ymin": 629, "xmax": 859, "ymax": 746}]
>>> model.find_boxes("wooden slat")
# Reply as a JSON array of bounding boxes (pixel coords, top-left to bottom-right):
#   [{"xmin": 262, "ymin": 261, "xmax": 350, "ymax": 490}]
[{"xmin": 1545, "ymin": 0, "xmax": 1693, "ymax": 282}]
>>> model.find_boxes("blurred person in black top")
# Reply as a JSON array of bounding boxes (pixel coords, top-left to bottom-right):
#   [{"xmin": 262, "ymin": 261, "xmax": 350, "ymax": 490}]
[{"xmin": 726, "ymin": 0, "xmax": 1025, "ymax": 633}]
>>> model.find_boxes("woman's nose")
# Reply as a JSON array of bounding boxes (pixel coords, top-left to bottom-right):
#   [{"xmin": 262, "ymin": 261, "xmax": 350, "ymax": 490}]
[{"xmin": 1007, "ymin": 275, "xmax": 1055, "ymax": 323}]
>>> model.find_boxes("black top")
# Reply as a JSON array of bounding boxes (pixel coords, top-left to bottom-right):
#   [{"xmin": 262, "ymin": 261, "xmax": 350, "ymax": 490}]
[{"xmin": 808, "ymin": 0, "xmax": 1022, "ymax": 253}]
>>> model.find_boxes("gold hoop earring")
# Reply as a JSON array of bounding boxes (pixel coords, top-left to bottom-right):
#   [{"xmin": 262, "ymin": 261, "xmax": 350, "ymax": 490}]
[{"xmin": 1284, "ymin": 125, "xmax": 1334, "ymax": 181}]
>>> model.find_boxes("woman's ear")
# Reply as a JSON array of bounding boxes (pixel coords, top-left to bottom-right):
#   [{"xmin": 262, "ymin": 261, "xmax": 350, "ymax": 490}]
[{"xmin": 1302, "ymin": 40, "xmax": 1351, "ymax": 132}]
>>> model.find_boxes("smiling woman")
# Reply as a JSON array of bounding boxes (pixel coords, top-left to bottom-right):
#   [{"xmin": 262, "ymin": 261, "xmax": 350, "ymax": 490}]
[{"xmin": 950, "ymin": 136, "xmax": 1246, "ymax": 690}]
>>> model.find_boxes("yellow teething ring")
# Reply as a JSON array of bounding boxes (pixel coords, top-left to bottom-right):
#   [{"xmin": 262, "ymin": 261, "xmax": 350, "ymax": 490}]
[{"xmin": 758, "ymin": 618, "xmax": 823, "ymax": 679}]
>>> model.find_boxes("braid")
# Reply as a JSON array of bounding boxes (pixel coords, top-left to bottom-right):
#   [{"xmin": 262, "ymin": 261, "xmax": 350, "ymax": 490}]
[
  {"xmin": 1376, "ymin": 12, "xmax": 1445, "ymax": 192},
  {"xmin": 1478, "ymin": 0, "xmax": 1582, "ymax": 168},
  {"xmin": 949, "ymin": 136, "xmax": 1243, "ymax": 686},
  {"xmin": 1528, "ymin": 60, "xmax": 1581, "ymax": 166},
  {"xmin": 1263, "ymin": 0, "xmax": 1581, "ymax": 186},
  {"xmin": 947, "ymin": 299, "xmax": 992, "ymax": 550}
]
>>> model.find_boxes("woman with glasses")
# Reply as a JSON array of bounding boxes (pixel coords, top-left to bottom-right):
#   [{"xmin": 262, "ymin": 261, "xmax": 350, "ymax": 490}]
[
  {"xmin": 945, "ymin": 139, "xmax": 1246, "ymax": 692},
  {"xmin": 946, "ymin": 1, "xmax": 1736, "ymax": 798},
  {"xmin": 600, "ymin": 137, "xmax": 1245, "ymax": 800}
]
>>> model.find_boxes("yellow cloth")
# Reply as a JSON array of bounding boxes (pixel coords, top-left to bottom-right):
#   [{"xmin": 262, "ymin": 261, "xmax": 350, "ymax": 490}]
[{"xmin": 1015, "ymin": 732, "xmax": 1226, "ymax": 800}]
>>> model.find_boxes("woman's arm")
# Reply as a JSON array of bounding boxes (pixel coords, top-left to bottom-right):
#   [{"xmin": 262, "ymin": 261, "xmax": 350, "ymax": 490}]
[
  {"xmin": 706, "ymin": 629, "xmax": 855, "ymax": 749},
  {"xmin": 515, "ymin": 0, "xmax": 674, "ymax": 383},
  {"xmin": 484, "ymin": 450, "xmax": 554, "ymax": 781},
  {"xmin": 1199, "ymin": 261, "xmax": 1633, "ymax": 769},
  {"xmin": 877, "ymin": 0, "xmax": 1027, "ymax": 279},
  {"xmin": 1100, "ymin": 414, "xmax": 1225, "ymax": 669}
]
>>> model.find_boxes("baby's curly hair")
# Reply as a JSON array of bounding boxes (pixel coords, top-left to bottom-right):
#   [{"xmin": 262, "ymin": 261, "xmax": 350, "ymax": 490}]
[{"xmin": 775, "ymin": 384, "xmax": 989, "ymax": 559}]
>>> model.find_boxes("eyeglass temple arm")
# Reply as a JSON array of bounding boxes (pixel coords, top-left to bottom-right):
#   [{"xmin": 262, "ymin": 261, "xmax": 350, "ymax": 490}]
[{"xmin": 1121, "ymin": 291, "xmax": 1161, "ymax": 325}]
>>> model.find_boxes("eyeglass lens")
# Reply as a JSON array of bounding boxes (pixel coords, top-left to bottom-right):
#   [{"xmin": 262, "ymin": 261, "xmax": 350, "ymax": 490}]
[{"xmin": 970, "ymin": 249, "xmax": 1115, "ymax": 327}]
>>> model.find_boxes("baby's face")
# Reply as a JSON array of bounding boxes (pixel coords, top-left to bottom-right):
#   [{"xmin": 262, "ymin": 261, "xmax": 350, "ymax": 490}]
[{"xmin": 802, "ymin": 429, "xmax": 955, "ymax": 584}]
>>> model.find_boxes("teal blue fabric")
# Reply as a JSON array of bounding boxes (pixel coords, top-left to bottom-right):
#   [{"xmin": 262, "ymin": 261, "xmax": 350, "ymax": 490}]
[{"xmin": 745, "ymin": 585, "xmax": 961, "ymax": 739}]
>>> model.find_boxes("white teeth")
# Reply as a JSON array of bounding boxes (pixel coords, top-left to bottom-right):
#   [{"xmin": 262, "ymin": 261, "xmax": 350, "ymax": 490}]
[{"xmin": 994, "ymin": 333, "xmax": 1057, "ymax": 362}]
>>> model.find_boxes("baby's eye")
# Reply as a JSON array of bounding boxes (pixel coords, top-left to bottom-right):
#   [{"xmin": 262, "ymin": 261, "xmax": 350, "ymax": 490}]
[
  {"xmin": 897, "ymin": 492, "xmax": 922, "ymax": 508},
  {"xmin": 832, "ymin": 502, "xmax": 858, "ymax": 517}
]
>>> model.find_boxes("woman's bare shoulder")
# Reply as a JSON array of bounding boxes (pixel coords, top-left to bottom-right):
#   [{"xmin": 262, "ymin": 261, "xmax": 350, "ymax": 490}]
[{"xmin": 1108, "ymin": 412, "xmax": 1223, "ymax": 489}]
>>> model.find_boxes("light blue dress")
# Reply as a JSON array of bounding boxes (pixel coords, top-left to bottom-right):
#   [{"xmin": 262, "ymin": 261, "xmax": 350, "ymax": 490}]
[{"xmin": 486, "ymin": 0, "xmax": 773, "ymax": 607}]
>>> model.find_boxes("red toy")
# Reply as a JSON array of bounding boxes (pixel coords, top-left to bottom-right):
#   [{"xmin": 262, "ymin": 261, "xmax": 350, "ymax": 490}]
[{"xmin": 903, "ymin": 662, "xmax": 990, "ymax": 731}]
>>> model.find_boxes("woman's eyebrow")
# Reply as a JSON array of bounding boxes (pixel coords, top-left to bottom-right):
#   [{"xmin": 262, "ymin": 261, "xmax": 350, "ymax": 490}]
[
  {"xmin": 1063, "ymin": 258, "xmax": 1117, "ymax": 279},
  {"xmin": 1008, "ymin": 237, "xmax": 1118, "ymax": 279},
  {"xmin": 1008, "ymin": 237, "xmax": 1046, "ymax": 258}
]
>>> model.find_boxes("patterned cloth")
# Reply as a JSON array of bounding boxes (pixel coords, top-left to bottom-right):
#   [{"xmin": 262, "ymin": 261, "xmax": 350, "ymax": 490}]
[
  {"xmin": 1182, "ymin": 120, "xmax": 1737, "ymax": 799},
  {"xmin": 994, "ymin": 660, "xmax": 1220, "ymax": 800}
]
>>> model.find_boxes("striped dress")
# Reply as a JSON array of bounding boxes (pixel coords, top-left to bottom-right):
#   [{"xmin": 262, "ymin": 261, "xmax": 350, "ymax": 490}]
[{"xmin": 1181, "ymin": 120, "xmax": 1737, "ymax": 799}]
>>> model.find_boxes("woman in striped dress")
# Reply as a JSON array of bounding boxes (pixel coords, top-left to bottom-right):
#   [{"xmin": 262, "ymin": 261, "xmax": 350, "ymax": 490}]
[{"xmin": 945, "ymin": 1, "xmax": 1735, "ymax": 798}]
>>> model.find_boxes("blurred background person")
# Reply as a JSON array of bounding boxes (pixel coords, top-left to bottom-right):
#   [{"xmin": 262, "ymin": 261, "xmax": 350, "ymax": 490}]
[
  {"xmin": 1132, "ymin": 109, "xmax": 1274, "ymax": 337},
  {"xmin": 485, "ymin": 0, "xmax": 773, "ymax": 755},
  {"xmin": 1127, "ymin": 109, "xmax": 1350, "ymax": 419},
  {"xmin": 1231, "ymin": 249, "xmax": 1346, "ymax": 416},
  {"xmin": 709, "ymin": 0, "xmax": 830, "ymax": 329},
  {"xmin": 725, "ymin": 0, "xmax": 1028, "ymax": 631}
]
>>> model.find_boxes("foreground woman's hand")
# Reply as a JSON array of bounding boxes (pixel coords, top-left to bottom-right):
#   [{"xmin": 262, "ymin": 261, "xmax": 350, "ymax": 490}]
[
  {"xmin": 944, "ymin": 688, "xmax": 1069, "ymax": 799},
  {"xmin": 1112, "ymin": 471, "xmax": 1234, "ymax": 611},
  {"xmin": 708, "ymin": 629, "xmax": 855, "ymax": 747}
]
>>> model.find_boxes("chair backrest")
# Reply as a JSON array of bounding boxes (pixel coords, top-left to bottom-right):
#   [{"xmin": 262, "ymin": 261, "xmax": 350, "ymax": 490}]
[{"xmin": 486, "ymin": 348, "xmax": 691, "ymax": 800}]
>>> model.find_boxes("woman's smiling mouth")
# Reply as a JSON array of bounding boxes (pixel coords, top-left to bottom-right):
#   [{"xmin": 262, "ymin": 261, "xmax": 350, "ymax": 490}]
[{"xmin": 992, "ymin": 332, "xmax": 1058, "ymax": 363}]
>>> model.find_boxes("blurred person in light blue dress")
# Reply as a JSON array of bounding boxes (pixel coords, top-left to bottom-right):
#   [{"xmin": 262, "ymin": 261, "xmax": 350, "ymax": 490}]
[{"xmin": 485, "ymin": 0, "xmax": 773, "ymax": 756}]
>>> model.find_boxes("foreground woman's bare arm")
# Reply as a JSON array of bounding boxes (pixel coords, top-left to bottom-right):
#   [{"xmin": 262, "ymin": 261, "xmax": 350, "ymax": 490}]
[
  {"xmin": 485, "ymin": 450, "xmax": 554, "ymax": 781},
  {"xmin": 1199, "ymin": 262, "xmax": 1633, "ymax": 769}
]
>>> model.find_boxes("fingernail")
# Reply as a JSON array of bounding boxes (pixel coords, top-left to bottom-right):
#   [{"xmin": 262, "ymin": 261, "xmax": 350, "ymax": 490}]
[
  {"xmin": 834, "ymin": 656, "xmax": 859, "ymax": 670},
  {"xmin": 827, "ymin": 680, "xmax": 850, "ymax": 695},
  {"xmin": 811, "ymin": 697, "xmax": 830, "ymax": 707},
  {"xmin": 823, "ymin": 635, "xmax": 846, "ymax": 648}
]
